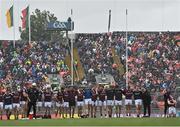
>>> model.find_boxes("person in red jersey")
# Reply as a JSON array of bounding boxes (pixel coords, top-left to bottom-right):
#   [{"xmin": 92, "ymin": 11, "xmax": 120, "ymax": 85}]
[
  {"xmin": 0, "ymin": 86, "xmax": 4, "ymax": 120},
  {"xmin": 91, "ymin": 86, "xmax": 98, "ymax": 118},
  {"xmin": 69, "ymin": 87, "xmax": 76, "ymax": 118},
  {"xmin": 43, "ymin": 86, "xmax": 53, "ymax": 118},
  {"xmin": 12, "ymin": 88, "xmax": 21, "ymax": 120},
  {"xmin": 55, "ymin": 88, "xmax": 64, "ymax": 118},
  {"xmin": 63, "ymin": 87, "xmax": 69, "ymax": 118},
  {"xmin": 123, "ymin": 86, "xmax": 133, "ymax": 116},
  {"xmin": 76, "ymin": 87, "xmax": 84, "ymax": 117},
  {"xmin": 98, "ymin": 86, "xmax": 107, "ymax": 118},
  {"xmin": 3, "ymin": 87, "xmax": 13, "ymax": 120}
]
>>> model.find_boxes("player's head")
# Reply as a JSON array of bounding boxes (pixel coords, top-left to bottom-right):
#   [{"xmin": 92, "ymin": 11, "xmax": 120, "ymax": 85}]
[{"xmin": 6, "ymin": 87, "xmax": 11, "ymax": 93}]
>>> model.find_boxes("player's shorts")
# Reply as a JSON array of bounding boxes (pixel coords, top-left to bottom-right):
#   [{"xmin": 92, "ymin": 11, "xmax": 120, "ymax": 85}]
[
  {"xmin": 77, "ymin": 101, "xmax": 84, "ymax": 107},
  {"xmin": 115, "ymin": 100, "xmax": 122, "ymax": 106},
  {"xmin": 125, "ymin": 99, "xmax": 132, "ymax": 105},
  {"xmin": 0, "ymin": 102, "xmax": 3, "ymax": 109},
  {"xmin": 168, "ymin": 107, "xmax": 176, "ymax": 114},
  {"xmin": 98, "ymin": 101, "xmax": 106, "ymax": 106},
  {"xmin": 135, "ymin": 99, "xmax": 142, "ymax": 106},
  {"xmin": 91, "ymin": 100, "xmax": 98, "ymax": 106},
  {"xmin": 37, "ymin": 101, "xmax": 43, "ymax": 107},
  {"xmin": 56, "ymin": 102, "xmax": 63, "ymax": 107},
  {"xmin": 85, "ymin": 98, "xmax": 92, "ymax": 105},
  {"xmin": 20, "ymin": 101, "xmax": 26, "ymax": 105},
  {"xmin": 4, "ymin": 104, "xmax": 13, "ymax": 110},
  {"xmin": 63, "ymin": 102, "xmax": 69, "ymax": 108},
  {"xmin": 13, "ymin": 103, "xmax": 20, "ymax": 108},
  {"xmin": 44, "ymin": 102, "xmax": 52, "ymax": 108},
  {"xmin": 69, "ymin": 101, "xmax": 76, "ymax": 107},
  {"xmin": 107, "ymin": 100, "xmax": 114, "ymax": 106}
]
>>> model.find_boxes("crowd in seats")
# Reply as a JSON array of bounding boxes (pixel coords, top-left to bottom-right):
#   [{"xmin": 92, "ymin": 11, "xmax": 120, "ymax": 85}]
[
  {"xmin": 0, "ymin": 41, "xmax": 70, "ymax": 89},
  {"xmin": 76, "ymin": 32, "xmax": 180, "ymax": 92},
  {"xmin": 76, "ymin": 33, "xmax": 125, "ymax": 86},
  {"xmin": 0, "ymin": 32, "xmax": 179, "ymax": 92},
  {"xmin": 126, "ymin": 32, "xmax": 179, "ymax": 92}
]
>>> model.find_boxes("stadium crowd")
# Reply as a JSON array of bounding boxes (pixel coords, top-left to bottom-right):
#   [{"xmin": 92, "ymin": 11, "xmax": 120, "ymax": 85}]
[
  {"xmin": 0, "ymin": 31, "xmax": 179, "ymax": 120},
  {"xmin": 0, "ymin": 40, "xmax": 70, "ymax": 89}
]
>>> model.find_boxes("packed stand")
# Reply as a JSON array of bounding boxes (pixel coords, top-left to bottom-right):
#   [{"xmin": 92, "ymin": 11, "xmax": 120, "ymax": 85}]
[
  {"xmin": 126, "ymin": 32, "xmax": 180, "ymax": 92},
  {"xmin": 0, "ymin": 40, "xmax": 70, "ymax": 89},
  {"xmin": 76, "ymin": 33, "xmax": 125, "ymax": 86}
]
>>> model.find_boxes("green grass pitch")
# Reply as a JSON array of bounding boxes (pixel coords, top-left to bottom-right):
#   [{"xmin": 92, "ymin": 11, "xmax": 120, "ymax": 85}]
[{"xmin": 0, "ymin": 118, "xmax": 180, "ymax": 126}]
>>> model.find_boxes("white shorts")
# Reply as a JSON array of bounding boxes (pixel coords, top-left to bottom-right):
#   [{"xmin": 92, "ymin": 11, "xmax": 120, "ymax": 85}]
[
  {"xmin": 91, "ymin": 101, "xmax": 98, "ymax": 106},
  {"xmin": 98, "ymin": 101, "xmax": 106, "ymax": 106},
  {"xmin": 168, "ymin": 107, "xmax": 176, "ymax": 115},
  {"xmin": 107, "ymin": 100, "xmax": 114, "ymax": 106},
  {"xmin": 0, "ymin": 102, "xmax": 3, "ymax": 109},
  {"xmin": 125, "ymin": 99, "xmax": 132, "ymax": 105},
  {"xmin": 44, "ymin": 102, "xmax": 52, "ymax": 108},
  {"xmin": 135, "ymin": 99, "xmax": 142, "ymax": 106},
  {"xmin": 13, "ymin": 103, "xmax": 20, "ymax": 108},
  {"xmin": 63, "ymin": 102, "xmax": 69, "ymax": 108},
  {"xmin": 115, "ymin": 100, "xmax": 122, "ymax": 106},
  {"xmin": 4, "ymin": 104, "xmax": 13, "ymax": 110},
  {"xmin": 85, "ymin": 98, "xmax": 92, "ymax": 105},
  {"xmin": 56, "ymin": 102, "xmax": 63, "ymax": 107},
  {"xmin": 77, "ymin": 101, "xmax": 84, "ymax": 107},
  {"xmin": 37, "ymin": 102, "xmax": 43, "ymax": 107},
  {"xmin": 20, "ymin": 101, "xmax": 26, "ymax": 105}
]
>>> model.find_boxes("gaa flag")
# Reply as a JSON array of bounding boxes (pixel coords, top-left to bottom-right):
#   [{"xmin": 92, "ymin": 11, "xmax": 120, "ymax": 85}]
[
  {"xmin": 6, "ymin": 6, "xmax": 13, "ymax": 28},
  {"xmin": 21, "ymin": 6, "xmax": 29, "ymax": 30},
  {"xmin": 174, "ymin": 35, "xmax": 180, "ymax": 46}
]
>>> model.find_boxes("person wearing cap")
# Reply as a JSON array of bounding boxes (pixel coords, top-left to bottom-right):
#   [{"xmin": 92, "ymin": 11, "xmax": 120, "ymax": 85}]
[{"xmin": 26, "ymin": 83, "xmax": 39, "ymax": 119}]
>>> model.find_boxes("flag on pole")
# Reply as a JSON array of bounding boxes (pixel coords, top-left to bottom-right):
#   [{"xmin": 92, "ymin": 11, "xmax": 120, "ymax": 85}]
[
  {"xmin": 108, "ymin": 9, "xmax": 111, "ymax": 32},
  {"xmin": 6, "ymin": 6, "xmax": 13, "ymax": 28},
  {"xmin": 21, "ymin": 6, "xmax": 29, "ymax": 30},
  {"xmin": 126, "ymin": 9, "xmax": 128, "ymax": 15}
]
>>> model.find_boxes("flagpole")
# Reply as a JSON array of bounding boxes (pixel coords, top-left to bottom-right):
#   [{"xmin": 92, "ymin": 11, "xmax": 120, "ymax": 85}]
[
  {"xmin": 125, "ymin": 9, "xmax": 128, "ymax": 88},
  {"xmin": 108, "ymin": 10, "xmax": 111, "ymax": 32},
  {"xmin": 28, "ymin": 5, "xmax": 31, "ymax": 44},
  {"xmin": 70, "ymin": 9, "xmax": 74, "ymax": 86},
  {"xmin": 13, "ymin": 0, "xmax": 15, "ymax": 48}
]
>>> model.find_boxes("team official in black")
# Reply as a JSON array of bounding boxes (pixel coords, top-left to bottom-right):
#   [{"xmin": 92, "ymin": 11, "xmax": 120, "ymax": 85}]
[{"xmin": 26, "ymin": 83, "xmax": 39, "ymax": 119}]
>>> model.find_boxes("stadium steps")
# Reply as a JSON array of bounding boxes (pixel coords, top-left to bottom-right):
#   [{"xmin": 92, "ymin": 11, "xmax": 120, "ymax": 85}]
[
  {"xmin": 73, "ymin": 48, "xmax": 85, "ymax": 81},
  {"xmin": 64, "ymin": 51, "xmax": 79, "ymax": 81},
  {"xmin": 111, "ymin": 47, "xmax": 125, "ymax": 75}
]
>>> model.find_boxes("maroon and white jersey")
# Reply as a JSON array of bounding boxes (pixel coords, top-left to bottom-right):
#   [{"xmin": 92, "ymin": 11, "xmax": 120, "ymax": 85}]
[
  {"xmin": 99, "ymin": 89, "xmax": 106, "ymax": 102},
  {"xmin": 91, "ymin": 90, "xmax": 98, "ymax": 102},
  {"xmin": 63, "ymin": 91, "xmax": 69, "ymax": 102},
  {"xmin": 57, "ymin": 91, "xmax": 63, "ymax": 103},
  {"xmin": 123, "ymin": 89, "xmax": 133, "ymax": 99},
  {"xmin": 77, "ymin": 90, "xmax": 84, "ymax": 101},
  {"xmin": 20, "ymin": 88, "xmax": 27, "ymax": 101},
  {"xmin": 13, "ymin": 92, "xmax": 20, "ymax": 103},
  {"xmin": 44, "ymin": 91, "xmax": 53, "ymax": 102},
  {"xmin": 0, "ymin": 92, "xmax": 4, "ymax": 102},
  {"xmin": 69, "ymin": 89, "xmax": 76, "ymax": 102}
]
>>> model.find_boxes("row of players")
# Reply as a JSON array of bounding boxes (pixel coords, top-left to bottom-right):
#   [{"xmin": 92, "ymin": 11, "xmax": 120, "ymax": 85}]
[{"xmin": 0, "ymin": 83, "xmax": 177, "ymax": 120}]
